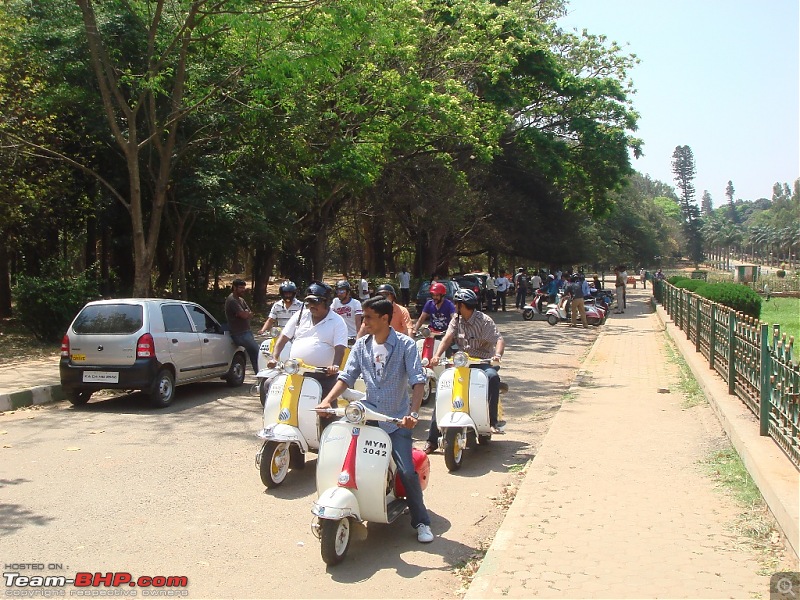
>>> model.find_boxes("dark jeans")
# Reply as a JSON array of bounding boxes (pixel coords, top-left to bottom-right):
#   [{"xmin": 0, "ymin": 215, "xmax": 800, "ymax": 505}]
[
  {"xmin": 230, "ymin": 330, "xmax": 260, "ymax": 374},
  {"xmin": 495, "ymin": 290, "xmax": 506, "ymax": 311},
  {"xmin": 307, "ymin": 372, "xmax": 340, "ymax": 433},
  {"xmin": 427, "ymin": 364, "xmax": 501, "ymax": 444},
  {"xmin": 391, "ymin": 427, "xmax": 430, "ymax": 528},
  {"xmin": 515, "ymin": 286, "xmax": 527, "ymax": 308},
  {"xmin": 400, "ymin": 288, "xmax": 410, "ymax": 306}
]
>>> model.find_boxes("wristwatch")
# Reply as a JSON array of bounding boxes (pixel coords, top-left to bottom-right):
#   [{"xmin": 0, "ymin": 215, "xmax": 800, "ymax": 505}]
[{"xmin": 409, "ymin": 412, "xmax": 419, "ymax": 419}]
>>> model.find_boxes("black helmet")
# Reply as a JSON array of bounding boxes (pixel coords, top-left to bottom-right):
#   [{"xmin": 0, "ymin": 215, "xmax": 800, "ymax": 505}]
[
  {"xmin": 376, "ymin": 283, "xmax": 396, "ymax": 299},
  {"xmin": 305, "ymin": 281, "xmax": 332, "ymax": 302},
  {"xmin": 335, "ymin": 280, "xmax": 351, "ymax": 291},
  {"xmin": 454, "ymin": 288, "xmax": 479, "ymax": 308},
  {"xmin": 279, "ymin": 281, "xmax": 297, "ymax": 296}
]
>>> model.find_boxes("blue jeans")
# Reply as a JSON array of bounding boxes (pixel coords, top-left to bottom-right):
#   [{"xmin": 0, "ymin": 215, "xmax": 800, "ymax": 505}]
[
  {"xmin": 390, "ymin": 427, "xmax": 430, "ymax": 528},
  {"xmin": 230, "ymin": 330, "xmax": 260, "ymax": 374},
  {"xmin": 427, "ymin": 364, "xmax": 501, "ymax": 443}
]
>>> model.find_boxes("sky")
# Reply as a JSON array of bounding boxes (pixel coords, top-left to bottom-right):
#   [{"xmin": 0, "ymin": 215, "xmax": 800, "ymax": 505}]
[{"xmin": 558, "ymin": 0, "xmax": 800, "ymax": 205}]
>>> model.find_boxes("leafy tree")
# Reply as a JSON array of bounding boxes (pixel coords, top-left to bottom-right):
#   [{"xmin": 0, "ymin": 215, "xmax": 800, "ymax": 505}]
[
  {"xmin": 725, "ymin": 180, "xmax": 738, "ymax": 223},
  {"xmin": 701, "ymin": 190, "xmax": 713, "ymax": 215}
]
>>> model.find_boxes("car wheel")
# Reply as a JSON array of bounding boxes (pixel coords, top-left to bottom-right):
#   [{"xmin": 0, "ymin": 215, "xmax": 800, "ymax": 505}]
[
  {"xmin": 225, "ymin": 352, "xmax": 246, "ymax": 387},
  {"xmin": 68, "ymin": 390, "xmax": 92, "ymax": 406},
  {"xmin": 149, "ymin": 368, "xmax": 175, "ymax": 408}
]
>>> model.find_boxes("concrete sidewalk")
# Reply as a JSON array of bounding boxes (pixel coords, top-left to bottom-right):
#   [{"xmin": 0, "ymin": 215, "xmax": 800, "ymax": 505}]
[{"xmin": 466, "ymin": 287, "xmax": 798, "ymax": 599}]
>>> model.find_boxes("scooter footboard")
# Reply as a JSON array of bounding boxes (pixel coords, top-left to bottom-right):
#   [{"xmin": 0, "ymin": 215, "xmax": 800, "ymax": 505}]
[{"xmin": 312, "ymin": 487, "xmax": 360, "ymax": 521}]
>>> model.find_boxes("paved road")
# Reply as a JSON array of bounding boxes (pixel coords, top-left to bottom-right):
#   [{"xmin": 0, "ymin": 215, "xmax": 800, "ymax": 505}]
[{"xmin": 0, "ymin": 309, "xmax": 596, "ymax": 599}]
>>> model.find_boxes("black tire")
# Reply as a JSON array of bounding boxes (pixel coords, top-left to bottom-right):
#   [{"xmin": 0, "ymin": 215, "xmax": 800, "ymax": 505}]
[
  {"xmin": 547, "ymin": 314, "xmax": 558, "ymax": 326},
  {"xmin": 225, "ymin": 352, "xmax": 246, "ymax": 387},
  {"xmin": 442, "ymin": 428, "xmax": 464, "ymax": 472},
  {"xmin": 477, "ymin": 434, "xmax": 492, "ymax": 446},
  {"xmin": 522, "ymin": 308, "xmax": 534, "ymax": 321},
  {"xmin": 421, "ymin": 379, "xmax": 434, "ymax": 406},
  {"xmin": 68, "ymin": 390, "xmax": 92, "ymax": 406},
  {"xmin": 260, "ymin": 441, "xmax": 291, "ymax": 488},
  {"xmin": 149, "ymin": 369, "xmax": 175, "ymax": 408},
  {"xmin": 320, "ymin": 518, "xmax": 351, "ymax": 566}
]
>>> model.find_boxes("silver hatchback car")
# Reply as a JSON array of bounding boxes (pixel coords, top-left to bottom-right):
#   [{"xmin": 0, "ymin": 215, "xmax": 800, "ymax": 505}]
[{"xmin": 60, "ymin": 299, "xmax": 247, "ymax": 408}]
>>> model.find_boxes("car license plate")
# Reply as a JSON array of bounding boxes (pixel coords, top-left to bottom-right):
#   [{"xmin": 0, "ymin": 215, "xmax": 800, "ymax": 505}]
[
  {"xmin": 71, "ymin": 354, "xmax": 86, "ymax": 362},
  {"xmin": 82, "ymin": 371, "xmax": 119, "ymax": 383}
]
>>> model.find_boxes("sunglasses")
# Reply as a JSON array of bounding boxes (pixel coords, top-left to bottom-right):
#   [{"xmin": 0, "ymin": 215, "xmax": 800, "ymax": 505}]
[{"xmin": 305, "ymin": 298, "xmax": 323, "ymax": 305}]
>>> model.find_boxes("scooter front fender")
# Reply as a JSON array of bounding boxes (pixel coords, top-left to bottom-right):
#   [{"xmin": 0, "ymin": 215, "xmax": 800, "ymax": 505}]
[
  {"xmin": 437, "ymin": 411, "xmax": 477, "ymax": 431},
  {"xmin": 256, "ymin": 424, "xmax": 310, "ymax": 453},
  {"xmin": 312, "ymin": 487, "xmax": 361, "ymax": 522}
]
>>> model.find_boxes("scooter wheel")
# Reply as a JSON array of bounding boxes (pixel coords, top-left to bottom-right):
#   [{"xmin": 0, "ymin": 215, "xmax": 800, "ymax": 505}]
[
  {"xmin": 258, "ymin": 379, "xmax": 268, "ymax": 407},
  {"xmin": 421, "ymin": 379, "xmax": 435, "ymax": 406},
  {"xmin": 443, "ymin": 429, "xmax": 464, "ymax": 472},
  {"xmin": 260, "ymin": 441, "xmax": 290, "ymax": 488},
  {"xmin": 477, "ymin": 434, "xmax": 492, "ymax": 446},
  {"xmin": 320, "ymin": 518, "xmax": 351, "ymax": 566},
  {"xmin": 522, "ymin": 309, "xmax": 534, "ymax": 321},
  {"xmin": 547, "ymin": 314, "xmax": 559, "ymax": 326}
]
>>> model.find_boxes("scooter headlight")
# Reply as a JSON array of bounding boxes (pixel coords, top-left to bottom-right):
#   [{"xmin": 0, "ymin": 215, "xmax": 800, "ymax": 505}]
[
  {"xmin": 344, "ymin": 402, "xmax": 365, "ymax": 423},
  {"xmin": 421, "ymin": 358, "xmax": 430, "ymax": 367},
  {"xmin": 419, "ymin": 325, "xmax": 431, "ymax": 338},
  {"xmin": 283, "ymin": 359, "xmax": 300, "ymax": 375},
  {"xmin": 453, "ymin": 352, "xmax": 469, "ymax": 368},
  {"xmin": 269, "ymin": 326, "xmax": 281, "ymax": 338}
]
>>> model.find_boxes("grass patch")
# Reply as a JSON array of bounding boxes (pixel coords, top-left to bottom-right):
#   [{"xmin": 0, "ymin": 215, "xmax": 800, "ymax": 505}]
[
  {"xmin": 663, "ymin": 338, "xmax": 706, "ymax": 408},
  {"xmin": 760, "ymin": 297, "xmax": 799, "ymax": 346},
  {"xmin": 702, "ymin": 447, "xmax": 789, "ymax": 574}
]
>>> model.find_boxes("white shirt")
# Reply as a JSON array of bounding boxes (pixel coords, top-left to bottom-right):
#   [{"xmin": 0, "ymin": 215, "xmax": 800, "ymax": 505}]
[
  {"xmin": 372, "ymin": 342, "xmax": 388, "ymax": 380},
  {"xmin": 283, "ymin": 308, "xmax": 348, "ymax": 367},
  {"xmin": 531, "ymin": 275, "xmax": 542, "ymax": 289},
  {"xmin": 331, "ymin": 297, "xmax": 363, "ymax": 338},
  {"xmin": 495, "ymin": 276, "xmax": 510, "ymax": 292},
  {"xmin": 360, "ymin": 278, "xmax": 370, "ymax": 300},
  {"xmin": 268, "ymin": 298, "xmax": 303, "ymax": 328},
  {"xmin": 398, "ymin": 271, "xmax": 411, "ymax": 290}
]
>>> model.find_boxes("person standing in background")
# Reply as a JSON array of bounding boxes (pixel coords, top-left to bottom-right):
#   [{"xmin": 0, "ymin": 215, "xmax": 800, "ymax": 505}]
[{"xmin": 398, "ymin": 266, "xmax": 411, "ymax": 306}]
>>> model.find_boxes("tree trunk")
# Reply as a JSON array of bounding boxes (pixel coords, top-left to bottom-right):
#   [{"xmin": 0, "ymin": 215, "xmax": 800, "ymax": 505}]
[
  {"xmin": 0, "ymin": 244, "xmax": 11, "ymax": 318},
  {"xmin": 252, "ymin": 243, "xmax": 274, "ymax": 307}
]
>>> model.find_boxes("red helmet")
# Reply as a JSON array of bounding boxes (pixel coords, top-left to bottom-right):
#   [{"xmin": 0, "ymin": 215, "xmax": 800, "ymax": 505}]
[{"xmin": 430, "ymin": 282, "xmax": 447, "ymax": 295}]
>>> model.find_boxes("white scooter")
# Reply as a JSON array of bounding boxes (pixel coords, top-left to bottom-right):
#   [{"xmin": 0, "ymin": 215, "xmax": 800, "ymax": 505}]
[
  {"xmin": 415, "ymin": 325, "xmax": 446, "ymax": 405},
  {"xmin": 435, "ymin": 352, "xmax": 500, "ymax": 472},
  {"xmin": 522, "ymin": 290, "xmax": 556, "ymax": 322},
  {"xmin": 311, "ymin": 393, "xmax": 431, "ymax": 566},
  {"xmin": 255, "ymin": 358, "xmax": 329, "ymax": 488}
]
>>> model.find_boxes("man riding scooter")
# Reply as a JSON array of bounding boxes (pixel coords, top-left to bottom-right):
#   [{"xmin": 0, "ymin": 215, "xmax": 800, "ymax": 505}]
[
  {"xmin": 425, "ymin": 289, "xmax": 505, "ymax": 453},
  {"xmin": 315, "ymin": 295, "xmax": 434, "ymax": 544},
  {"xmin": 268, "ymin": 282, "xmax": 348, "ymax": 405},
  {"xmin": 411, "ymin": 281, "xmax": 455, "ymax": 335},
  {"xmin": 258, "ymin": 281, "xmax": 302, "ymax": 333}
]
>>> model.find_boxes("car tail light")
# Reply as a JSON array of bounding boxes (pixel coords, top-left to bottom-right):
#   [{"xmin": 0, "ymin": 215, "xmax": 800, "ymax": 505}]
[
  {"xmin": 473, "ymin": 286, "xmax": 479, "ymax": 293},
  {"xmin": 137, "ymin": 333, "xmax": 156, "ymax": 358},
  {"xmin": 61, "ymin": 335, "xmax": 70, "ymax": 358}
]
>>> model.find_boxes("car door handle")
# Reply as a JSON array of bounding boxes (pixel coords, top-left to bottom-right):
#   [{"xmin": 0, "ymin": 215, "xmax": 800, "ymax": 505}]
[
  {"xmin": 203, "ymin": 338, "xmax": 210, "ymax": 343},
  {"xmin": 171, "ymin": 338, "xmax": 178, "ymax": 344}
]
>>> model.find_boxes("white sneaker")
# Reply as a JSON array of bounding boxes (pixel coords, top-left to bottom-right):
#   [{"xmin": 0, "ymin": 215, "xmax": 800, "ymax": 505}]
[{"xmin": 416, "ymin": 524, "xmax": 434, "ymax": 543}]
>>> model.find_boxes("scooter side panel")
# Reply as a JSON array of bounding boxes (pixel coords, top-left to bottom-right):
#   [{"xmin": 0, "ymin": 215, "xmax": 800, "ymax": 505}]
[
  {"xmin": 316, "ymin": 422, "xmax": 391, "ymax": 524},
  {"xmin": 435, "ymin": 367, "xmax": 491, "ymax": 430}
]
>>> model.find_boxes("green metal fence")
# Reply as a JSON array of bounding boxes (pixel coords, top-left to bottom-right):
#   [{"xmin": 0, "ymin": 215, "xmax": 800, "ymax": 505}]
[{"xmin": 655, "ymin": 280, "xmax": 799, "ymax": 470}]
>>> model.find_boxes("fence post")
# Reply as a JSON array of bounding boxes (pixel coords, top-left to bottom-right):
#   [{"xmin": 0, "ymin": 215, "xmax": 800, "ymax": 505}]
[
  {"xmin": 695, "ymin": 295, "xmax": 702, "ymax": 352},
  {"xmin": 728, "ymin": 310, "xmax": 736, "ymax": 395},
  {"xmin": 709, "ymin": 303, "xmax": 716, "ymax": 369},
  {"xmin": 760, "ymin": 324, "xmax": 771, "ymax": 436}
]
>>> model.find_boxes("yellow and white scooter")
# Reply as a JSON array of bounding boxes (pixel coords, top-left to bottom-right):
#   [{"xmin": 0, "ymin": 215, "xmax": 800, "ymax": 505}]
[
  {"xmin": 252, "ymin": 327, "xmax": 292, "ymax": 405},
  {"xmin": 255, "ymin": 358, "xmax": 329, "ymax": 489},
  {"xmin": 435, "ymin": 352, "xmax": 500, "ymax": 472}
]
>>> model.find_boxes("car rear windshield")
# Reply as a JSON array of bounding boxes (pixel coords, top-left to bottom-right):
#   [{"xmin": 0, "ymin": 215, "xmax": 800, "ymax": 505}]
[{"xmin": 72, "ymin": 304, "xmax": 144, "ymax": 335}]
